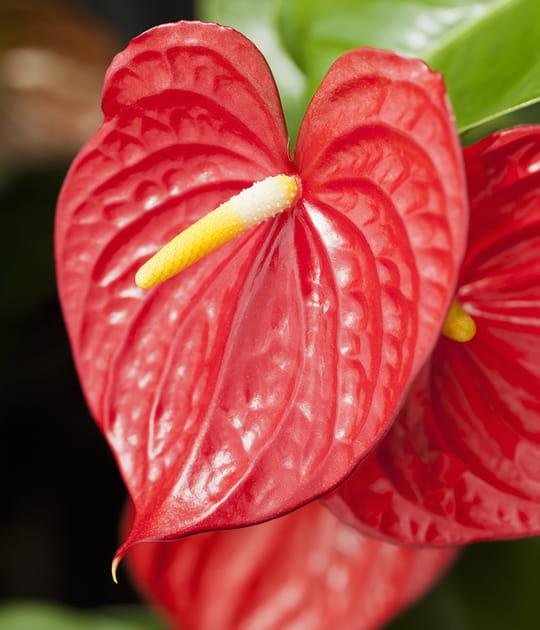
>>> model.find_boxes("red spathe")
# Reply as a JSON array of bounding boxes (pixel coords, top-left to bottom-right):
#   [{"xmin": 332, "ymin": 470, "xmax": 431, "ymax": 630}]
[
  {"xmin": 327, "ymin": 126, "xmax": 540, "ymax": 545},
  {"xmin": 55, "ymin": 21, "xmax": 467, "ymax": 555}
]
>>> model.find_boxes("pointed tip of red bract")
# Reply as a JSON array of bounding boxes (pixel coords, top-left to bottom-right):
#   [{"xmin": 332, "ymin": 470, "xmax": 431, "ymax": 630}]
[
  {"xmin": 111, "ymin": 533, "xmax": 137, "ymax": 585},
  {"xmin": 111, "ymin": 555, "xmax": 121, "ymax": 584},
  {"xmin": 112, "ymin": 520, "xmax": 151, "ymax": 584}
]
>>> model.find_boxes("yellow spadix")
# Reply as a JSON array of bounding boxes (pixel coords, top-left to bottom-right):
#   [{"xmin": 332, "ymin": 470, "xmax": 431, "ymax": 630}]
[
  {"xmin": 136, "ymin": 175, "xmax": 300, "ymax": 289},
  {"xmin": 442, "ymin": 300, "xmax": 476, "ymax": 342}
]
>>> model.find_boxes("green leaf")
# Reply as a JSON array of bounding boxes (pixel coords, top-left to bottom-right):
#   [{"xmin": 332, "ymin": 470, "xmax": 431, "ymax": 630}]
[
  {"xmin": 198, "ymin": 0, "xmax": 540, "ymax": 138},
  {"xmin": 0, "ymin": 601, "xmax": 167, "ymax": 630},
  {"xmin": 461, "ymin": 99, "xmax": 540, "ymax": 145},
  {"xmin": 99, "ymin": 606, "xmax": 167, "ymax": 630}
]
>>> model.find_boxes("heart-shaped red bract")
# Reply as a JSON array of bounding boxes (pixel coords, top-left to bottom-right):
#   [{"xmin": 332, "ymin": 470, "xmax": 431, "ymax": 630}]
[
  {"xmin": 326, "ymin": 126, "xmax": 540, "ymax": 545},
  {"xmin": 55, "ymin": 21, "xmax": 467, "ymax": 555},
  {"xmin": 125, "ymin": 500, "xmax": 457, "ymax": 630}
]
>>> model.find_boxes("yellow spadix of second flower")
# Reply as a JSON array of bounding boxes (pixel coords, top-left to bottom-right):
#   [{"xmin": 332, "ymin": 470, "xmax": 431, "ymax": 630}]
[{"xmin": 442, "ymin": 300, "xmax": 476, "ymax": 342}]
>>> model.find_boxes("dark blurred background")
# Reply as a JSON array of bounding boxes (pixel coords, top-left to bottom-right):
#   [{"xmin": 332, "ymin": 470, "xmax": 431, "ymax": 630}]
[{"xmin": 0, "ymin": 0, "xmax": 193, "ymax": 609}]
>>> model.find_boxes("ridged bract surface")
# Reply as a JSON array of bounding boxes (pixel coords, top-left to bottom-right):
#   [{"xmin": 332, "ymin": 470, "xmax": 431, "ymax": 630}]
[
  {"xmin": 126, "ymin": 501, "xmax": 457, "ymax": 630},
  {"xmin": 327, "ymin": 126, "xmax": 540, "ymax": 545},
  {"xmin": 55, "ymin": 21, "xmax": 467, "ymax": 554}
]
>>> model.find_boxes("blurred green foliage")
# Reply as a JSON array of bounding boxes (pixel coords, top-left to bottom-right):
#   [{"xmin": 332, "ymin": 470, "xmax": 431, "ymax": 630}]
[
  {"xmin": 0, "ymin": 602, "xmax": 165, "ymax": 630},
  {"xmin": 200, "ymin": 0, "xmax": 540, "ymax": 142}
]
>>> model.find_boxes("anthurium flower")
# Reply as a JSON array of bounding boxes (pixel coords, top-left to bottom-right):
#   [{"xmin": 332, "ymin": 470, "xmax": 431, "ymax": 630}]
[
  {"xmin": 326, "ymin": 126, "xmax": 540, "ymax": 546},
  {"xmin": 55, "ymin": 20, "xmax": 467, "ymax": 560},
  {"xmin": 125, "ymin": 500, "xmax": 457, "ymax": 630}
]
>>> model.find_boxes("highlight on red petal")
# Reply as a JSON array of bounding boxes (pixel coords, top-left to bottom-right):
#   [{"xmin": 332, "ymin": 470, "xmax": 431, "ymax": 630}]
[
  {"xmin": 125, "ymin": 501, "xmax": 457, "ymax": 630},
  {"xmin": 55, "ymin": 20, "xmax": 467, "ymax": 556},
  {"xmin": 326, "ymin": 126, "xmax": 540, "ymax": 546}
]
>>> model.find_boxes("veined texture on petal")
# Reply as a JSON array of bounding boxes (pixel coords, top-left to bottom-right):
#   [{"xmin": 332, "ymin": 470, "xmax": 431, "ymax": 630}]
[
  {"xmin": 55, "ymin": 21, "xmax": 467, "ymax": 555},
  {"xmin": 326, "ymin": 126, "xmax": 540, "ymax": 545},
  {"xmin": 125, "ymin": 501, "xmax": 457, "ymax": 630},
  {"xmin": 295, "ymin": 47, "xmax": 468, "ymax": 454}
]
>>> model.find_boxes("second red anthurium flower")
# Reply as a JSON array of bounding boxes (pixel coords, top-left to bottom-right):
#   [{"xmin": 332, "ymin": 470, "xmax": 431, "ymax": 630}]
[
  {"xmin": 55, "ymin": 21, "xmax": 468, "ymax": 560},
  {"xmin": 326, "ymin": 125, "xmax": 540, "ymax": 546}
]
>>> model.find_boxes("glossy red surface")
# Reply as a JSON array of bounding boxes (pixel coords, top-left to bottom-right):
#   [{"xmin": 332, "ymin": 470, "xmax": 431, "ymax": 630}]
[
  {"xmin": 327, "ymin": 126, "xmax": 540, "ymax": 545},
  {"xmin": 126, "ymin": 501, "xmax": 457, "ymax": 630},
  {"xmin": 55, "ymin": 21, "xmax": 467, "ymax": 555}
]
